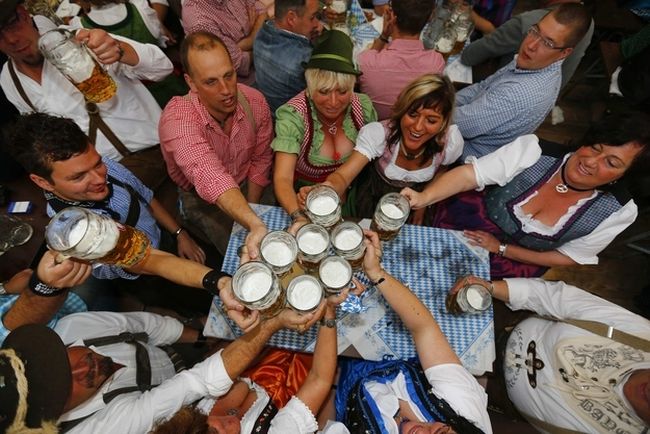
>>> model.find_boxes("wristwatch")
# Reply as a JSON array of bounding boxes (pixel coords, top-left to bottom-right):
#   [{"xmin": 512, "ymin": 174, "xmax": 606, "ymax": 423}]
[{"xmin": 320, "ymin": 318, "xmax": 336, "ymax": 328}]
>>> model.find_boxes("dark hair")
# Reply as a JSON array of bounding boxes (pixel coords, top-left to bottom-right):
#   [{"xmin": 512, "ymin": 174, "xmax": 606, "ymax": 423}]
[
  {"xmin": 392, "ymin": 0, "xmax": 434, "ymax": 35},
  {"xmin": 548, "ymin": 3, "xmax": 591, "ymax": 48},
  {"xmin": 275, "ymin": 0, "xmax": 307, "ymax": 20},
  {"xmin": 388, "ymin": 74, "xmax": 455, "ymax": 165},
  {"xmin": 582, "ymin": 111, "xmax": 650, "ymax": 176},
  {"xmin": 181, "ymin": 31, "xmax": 230, "ymax": 77},
  {"xmin": 8, "ymin": 113, "xmax": 89, "ymax": 180},
  {"xmin": 151, "ymin": 406, "xmax": 208, "ymax": 434}
]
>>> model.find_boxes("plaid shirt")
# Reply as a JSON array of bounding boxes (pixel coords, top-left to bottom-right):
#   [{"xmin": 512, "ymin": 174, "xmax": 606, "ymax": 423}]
[
  {"xmin": 181, "ymin": 0, "xmax": 257, "ymax": 76},
  {"xmin": 159, "ymin": 84, "xmax": 273, "ymax": 204},
  {"xmin": 454, "ymin": 57, "xmax": 562, "ymax": 159}
]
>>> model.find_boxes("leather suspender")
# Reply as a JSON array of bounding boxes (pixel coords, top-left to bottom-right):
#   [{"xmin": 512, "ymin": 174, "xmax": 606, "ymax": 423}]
[{"xmin": 7, "ymin": 60, "xmax": 131, "ymax": 156}]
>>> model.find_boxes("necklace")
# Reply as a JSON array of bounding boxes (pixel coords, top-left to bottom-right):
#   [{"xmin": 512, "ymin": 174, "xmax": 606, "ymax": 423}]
[
  {"xmin": 400, "ymin": 141, "xmax": 426, "ymax": 161},
  {"xmin": 318, "ymin": 114, "xmax": 343, "ymax": 160},
  {"xmin": 555, "ymin": 162, "xmax": 593, "ymax": 194}
]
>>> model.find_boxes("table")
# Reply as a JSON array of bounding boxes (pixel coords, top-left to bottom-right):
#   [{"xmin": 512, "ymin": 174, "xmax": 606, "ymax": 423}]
[
  {"xmin": 204, "ymin": 204, "xmax": 495, "ymax": 374},
  {"xmin": 0, "ymin": 175, "xmax": 49, "ymax": 280}
]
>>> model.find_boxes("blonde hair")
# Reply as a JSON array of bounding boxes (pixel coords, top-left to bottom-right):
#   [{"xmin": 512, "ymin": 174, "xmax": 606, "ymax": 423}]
[{"xmin": 305, "ymin": 68, "xmax": 356, "ymax": 98}]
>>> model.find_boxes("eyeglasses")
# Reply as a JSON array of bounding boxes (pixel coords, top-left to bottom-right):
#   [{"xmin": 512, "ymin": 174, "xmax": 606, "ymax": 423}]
[
  {"xmin": 0, "ymin": 11, "xmax": 21, "ymax": 39},
  {"xmin": 526, "ymin": 24, "xmax": 568, "ymax": 50}
]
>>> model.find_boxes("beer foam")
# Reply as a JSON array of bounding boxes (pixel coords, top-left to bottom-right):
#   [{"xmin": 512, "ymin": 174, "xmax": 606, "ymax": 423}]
[
  {"xmin": 262, "ymin": 241, "xmax": 294, "ymax": 266},
  {"xmin": 333, "ymin": 228, "xmax": 362, "ymax": 250},
  {"xmin": 320, "ymin": 260, "xmax": 351, "ymax": 288},
  {"xmin": 73, "ymin": 218, "xmax": 118, "ymax": 259},
  {"xmin": 308, "ymin": 195, "xmax": 338, "ymax": 216},
  {"xmin": 67, "ymin": 218, "xmax": 88, "ymax": 247},
  {"xmin": 58, "ymin": 47, "xmax": 95, "ymax": 82},
  {"xmin": 298, "ymin": 231, "xmax": 328, "ymax": 254},
  {"xmin": 466, "ymin": 286, "xmax": 489, "ymax": 310},
  {"xmin": 289, "ymin": 279, "xmax": 321, "ymax": 310},
  {"xmin": 381, "ymin": 203, "xmax": 405, "ymax": 220},
  {"xmin": 240, "ymin": 271, "xmax": 272, "ymax": 301}
]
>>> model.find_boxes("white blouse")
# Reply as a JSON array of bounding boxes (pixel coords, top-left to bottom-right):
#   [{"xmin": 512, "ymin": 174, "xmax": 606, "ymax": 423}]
[
  {"xmin": 354, "ymin": 122, "xmax": 464, "ymax": 184},
  {"xmin": 467, "ymin": 136, "xmax": 638, "ymax": 264}
]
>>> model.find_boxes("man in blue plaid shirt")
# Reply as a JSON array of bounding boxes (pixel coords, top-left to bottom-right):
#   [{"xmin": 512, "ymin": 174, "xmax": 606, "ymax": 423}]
[{"xmin": 455, "ymin": 3, "xmax": 591, "ymax": 160}]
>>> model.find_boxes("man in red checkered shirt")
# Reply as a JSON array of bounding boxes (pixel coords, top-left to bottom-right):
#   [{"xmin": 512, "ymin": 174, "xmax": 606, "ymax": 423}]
[{"xmin": 160, "ymin": 32, "xmax": 273, "ymax": 258}]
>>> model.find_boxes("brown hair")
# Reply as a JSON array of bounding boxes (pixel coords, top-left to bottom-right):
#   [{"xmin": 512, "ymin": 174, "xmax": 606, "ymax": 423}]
[
  {"xmin": 151, "ymin": 406, "xmax": 209, "ymax": 434},
  {"xmin": 547, "ymin": 3, "xmax": 591, "ymax": 48},
  {"xmin": 181, "ymin": 31, "xmax": 231, "ymax": 76}
]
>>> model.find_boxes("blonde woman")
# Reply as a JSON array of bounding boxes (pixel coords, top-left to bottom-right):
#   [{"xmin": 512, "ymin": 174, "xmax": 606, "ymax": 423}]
[
  {"xmin": 300, "ymin": 74, "xmax": 461, "ymax": 221},
  {"xmin": 272, "ymin": 30, "xmax": 377, "ymax": 222}
]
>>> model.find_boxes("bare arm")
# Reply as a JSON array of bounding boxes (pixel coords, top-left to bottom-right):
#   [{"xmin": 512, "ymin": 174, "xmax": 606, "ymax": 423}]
[
  {"xmin": 470, "ymin": 10, "xmax": 495, "ymax": 35},
  {"xmin": 215, "ymin": 188, "xmax": 267, "ymax": 259},
  {"xmin": 363, "ymin": 231, "xmax": 460, "ymax": 369},
  {"xmin": 274, "ymin": 152, "xmax": 301, "ymax": 215},
  {"xmin": 237, "ymin": 9, "xmax": 267, "ymax": 52},
  {"xmin": 401, "ymin": 163, "xmax": 478, "ymax": 209},
  {"xmin": 462, "ymin": 230, "xmax": 579, "ymax": 268},
  {"xmin": 325, "ymin": 151, "xmax": 370, "ymax": 197},
  {"xmin": 148, "ymin": 198, "xmax": 206, "ymax": 264},
  {"xmin": 246, "ymin": 180, "xmax": 266, "ymax": 204},
  {"xmin": 2, "ymin": 251, "xmax": 92, "ymax": 332}
]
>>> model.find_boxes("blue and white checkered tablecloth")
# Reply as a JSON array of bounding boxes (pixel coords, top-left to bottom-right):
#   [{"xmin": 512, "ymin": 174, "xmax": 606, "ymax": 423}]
[{"xmin": 205, "ymin": 204, "xmax": 495, "ymax": 373}]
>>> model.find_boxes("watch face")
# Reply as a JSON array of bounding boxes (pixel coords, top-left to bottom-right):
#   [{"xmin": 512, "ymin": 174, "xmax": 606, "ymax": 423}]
[{"xmin": 322, "ymin": 318, "xmax": 336, "ymax": 328}]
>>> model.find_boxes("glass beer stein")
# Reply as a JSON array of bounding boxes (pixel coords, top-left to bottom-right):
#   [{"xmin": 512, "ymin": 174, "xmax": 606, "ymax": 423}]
[
  {"xmin": 38, "ymin": 29, "xmax": 117, "ymax": 103},
  {"xmin": 232, "ymin": 261, "xmax": 285, "ymax": 319},
  {"xmin": 331, "ymin": 221, "xmax": 365, "ymax": 270},
  {"xmin": 45, "ymin": 207, "xmax": 151, "ymax": 267},
  {"xmin": 371, "ymin": 193, "xmax": 410, "ymax": 242},
  {"xmin": 319, "ymin": 255, "xmax": 352, "ymax": 295},
  {"xmin": 286, "ymin": 275, "xmax": 323, "ymax": 313},
  {"xmin": 446, "ymin": 282, "xmax": 492, "ymax": 315},
  {"xmin": 296, "ymin": 223, "xmax": 330, "ymax": 272},
  {"xmin": 260, "ymin": 230, "xmax": 298, "ymax": 275},
  {"xmin": 305, "ymin": 185, "xmax": 342, "ymax": 229}
]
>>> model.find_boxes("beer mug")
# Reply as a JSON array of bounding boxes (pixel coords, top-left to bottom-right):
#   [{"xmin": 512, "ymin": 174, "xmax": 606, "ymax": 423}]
[
  {"xmin": 0, "ymin": 215, "xmax": 33, "ymax": 255},
  {"xmin": 319, "ymin": 255, "xmax": 352, "ymax": 295},
  {"xmin": 232, "ymin": 261, "xmax": 285, "ymax": 319},
  {"xmin": 286, "ymin": 275, "xmax": 323, "ymax": 313},
  {"xmin": 38, "ymin": 29, "xmax": 117, "ymax": 103},
  {"xmin": 446, "ymin": 282, "xmax": 492, "ymax": 315},
  {"xmin": 260, "ymin": 230, "xmax": 298, "ymax": 275},
  {"xmin": 331, "ymin": 221, "xmax": 365, "ymax": 270},
  {"xmin": 305, "ymin": 185, "xmax": 341, "ymax": 229},
  {"xmin": 296, "ymin": 224, "xmax": 330, "ymax": 272},
  {"xmin": 371, "ymin": 193, "xmax": 411, "ymax": 241},
  {"xmin": 45, "ymin": 207, "xmax": 151, "ymax": 267}
]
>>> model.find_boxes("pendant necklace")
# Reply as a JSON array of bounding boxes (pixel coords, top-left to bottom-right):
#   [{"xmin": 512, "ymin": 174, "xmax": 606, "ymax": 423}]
[
  {"xmin": 319, "ymin": 114, "xmax": 343, "ymax": 160},
  {"xmin": 400, "ymin": 141, "xmax": 426, "ymax": 161},
  {"xmin": 555, "ymin": 162, "xmax": 592, "ymax": 194}
]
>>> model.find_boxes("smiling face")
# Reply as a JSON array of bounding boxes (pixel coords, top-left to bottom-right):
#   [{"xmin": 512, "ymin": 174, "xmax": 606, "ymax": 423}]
[
  {"xmin": 623, "ymin": 369, "xmax": 650, "ymax": 425},
  {"xmin": 310, "ymin": 86, "xmax": 352, "ymax": 122},
  {"xmin": 516, "ymin": 13, "xmax": 572, "ymax": 70},
  {"xmin": 563, "ymin": 142, "xmax": 644, "ymax": 190},
  {"xmin": 0, "ymin": 5, "xmax": 44, "ymax": 67},
  {"xmin": 29, "ymin": 144, "xmax": 110, "ymax": 202},
  {"xmin": 185, "ymin": 43, "xmax": 238, "ymax": 124},
  {"xmin": 399, "ymin": 105, "xmax": 444, "ymax": 153}
]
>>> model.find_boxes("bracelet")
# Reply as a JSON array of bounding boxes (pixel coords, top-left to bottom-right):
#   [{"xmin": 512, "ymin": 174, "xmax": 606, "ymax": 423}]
[
  {"xmin": 202, "ymin": 270, "xmax": 232, "ymax": 297},
  {"xmin": 497, "ymin": 243, "xmax": 508, "ymax": 257},
  {"xmin": 173, "ymin": 227, "xmax": 184, "ymax": 237},
  {"xmin": 320, "ymin": 318, "xmax": 336, "ymax": 328},
  {"xmin": 379, "ymin": 34, "xmax": 390, "ymax": 43},
  {"xmin": 289, "ymin": 209, "xmax": 307, "ymax": 222},
  {"xmin": 28, "ymin": 273, "xmax": 64, "ymax": 297},
  {"xmin": 487, "ymin": 280, "xmax": 495, "ymax": 296},
  {"xmin": 368, "ymin": 269, "xmax": 386, "ymax": 287}
]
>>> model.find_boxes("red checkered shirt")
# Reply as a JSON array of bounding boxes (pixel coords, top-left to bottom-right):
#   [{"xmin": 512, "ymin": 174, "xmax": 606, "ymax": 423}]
[
  {"xmin": 182, "ymin": 0, "xmax": 261, "ymax": 77},
  {"xmin": 159, "ymin": 84, "xmax": 273, "ymax": 204}
]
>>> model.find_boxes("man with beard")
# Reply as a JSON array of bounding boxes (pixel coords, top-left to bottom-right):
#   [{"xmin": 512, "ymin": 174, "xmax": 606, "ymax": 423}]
[
  {"xmin": 253, "ymin": 0, "xmax": 323, "ymax": 114},
  {"xmin": 0, "ymin": 304, "xmax": 322, "ymax": 433}
]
